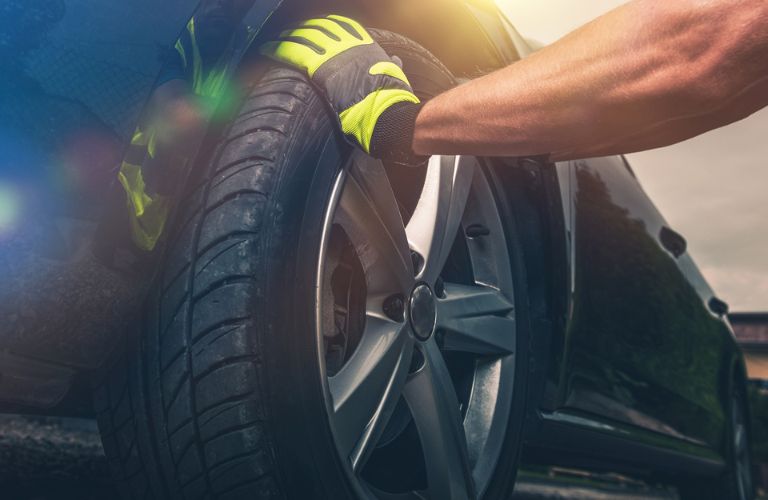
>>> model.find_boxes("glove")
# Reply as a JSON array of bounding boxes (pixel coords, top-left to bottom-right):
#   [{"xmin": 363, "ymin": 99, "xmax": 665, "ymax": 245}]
[{"xmin": 261, "ymin": 15, "xmax": 426, "ymax": 165}]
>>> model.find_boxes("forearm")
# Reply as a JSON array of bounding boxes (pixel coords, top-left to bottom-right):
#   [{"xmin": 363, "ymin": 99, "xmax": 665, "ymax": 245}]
[{"xmin": 412, "ymin": 0, "xmax": 768, "ymax": 160}]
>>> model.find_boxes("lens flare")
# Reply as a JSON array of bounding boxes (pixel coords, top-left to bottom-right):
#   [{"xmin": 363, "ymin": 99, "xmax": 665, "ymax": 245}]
[{"xmin": 0, "ymin": 184, "xmax": 21, "ymax": 236}]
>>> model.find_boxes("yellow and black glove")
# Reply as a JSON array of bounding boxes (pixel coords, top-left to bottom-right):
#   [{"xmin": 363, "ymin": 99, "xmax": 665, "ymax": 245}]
[{"xmin": 261, "ymin": 15, "xmax": 426, "ymax": 165}]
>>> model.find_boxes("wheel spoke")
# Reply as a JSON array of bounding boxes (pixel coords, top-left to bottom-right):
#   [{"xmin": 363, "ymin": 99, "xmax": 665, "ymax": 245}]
[
  {"xmin": 407, "ymin": 156, "xmax": 476, "ymax": 283},
  {"xmin": 738, "ymin": 465, "xmax": 753, "ymax": 498},
  {"xmin": 337, "ymin": 152, "xmax": 414, "ymax": 295},
  {"xmin": 734, "ymin": 424, "xmax": 747, "ymax": 456},
  {"xmin": 436, "ymin": 283, "xmax": 515, "ymax": 356},
  {"xmin": 328, "ymin": 314, "xmax": 413, "ymax": 470},
  {"xmin": 405, "ymin": 340, "xmax": 475, "ymax": 500}
]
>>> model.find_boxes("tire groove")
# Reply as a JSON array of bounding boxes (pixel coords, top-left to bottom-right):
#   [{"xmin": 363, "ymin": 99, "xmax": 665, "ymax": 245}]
[
  {"xmin": 197, "ymin": 390, "xmax": 257, "ymax": 418},
  {"xmin": 200, "ymin": 324, "xmax": 243, "ymax": 350},
  {"xmin": 232, "ymin": 106, "xmax": 293, "ymax": 127},
  {"xmin": 168, "ymin": 415, "xmax": 195, "ymax": 440},
  {"xmin": 160, "ymin": 345, "xmax": 186, "ymax": 373},
  {"xmin": 145, "ymin": 290, "xmax": 175, "ymax": 500},
  {"xmin": 201, "ymin": 419, "xmax": 265, "ymax": 446},
  {"xmin": 163, "ymin": 367, "xmax": 190, "ymax": 414},
  {"xmin": 174, "ymin": 92, "xmax": 250, "ymax": 497},
  {"xmin": 201, "ymin": 189, "xmax": 266, "ymax": 219},
  {"xmin": 160, "ymin": 289, "xmax": 189, "ymax": 339},
  {"xmin": 214, "ymin": 155, "xmax": 274, "ymax": 176},
  {"xmin": 225, "ymin": 125, "xmax": 287, "ymax": 146},
  {"xmin": 191, "ymin": 276, "xmax": 256, "ymax": 304},
  {"xmin": 212, "ymin": 163, "xmax": 263, "ymax": 189},
  {"xmin": 197, "ymin": 400, "xmax": 239, "ymax": 429},
  {"xmin": 171, "ymin": 434, "xmax": 198, "ymax": 469},
  {"xmin": 193, "ymin": 355, "xmax": 258, "ymax": 384},
  {"xmin": 192, "ymin": 317, "xmax": 251, "ymax": 344},
  {"xmin": 194, "ymin": 231, "xmax": 261, "ymax": 261},
  {"xmin": 161, "ymin": 260, "xmax": 192, "ymax": 297},
  {"xmin": 195, "ymin": 239, "xmax": 250, "ymax": 279}
]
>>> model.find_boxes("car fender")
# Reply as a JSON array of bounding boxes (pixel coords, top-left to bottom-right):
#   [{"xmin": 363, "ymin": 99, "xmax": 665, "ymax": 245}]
[{"xmin": 0, "ymin": 0, "xmax": 285, "ymax": 412}]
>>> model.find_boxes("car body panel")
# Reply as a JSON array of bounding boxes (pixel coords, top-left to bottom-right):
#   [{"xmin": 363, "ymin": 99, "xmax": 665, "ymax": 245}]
[
  {"xmin": 0, "ymin": 0, "xmax": 204, "ymax": 407},
  {"xmin": 0, "ymin": 0, "xmax": 283, "ymax": 408},
  {"xmin": 512, "ymin": 156, "xmax": 743, "ymax": 475},
  {"xmin": 561, "ymin": 156, "xmax": 735, "ymax": 450},
  {"xmin": 1, "ymin": 0, "xmax": 200, "ymax": 185},
  {"xmin": 531, "ymin": 409, "xmax": 726, "ymax": 477}
]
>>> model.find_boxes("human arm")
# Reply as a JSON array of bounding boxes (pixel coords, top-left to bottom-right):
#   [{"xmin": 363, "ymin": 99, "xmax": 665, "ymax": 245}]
[{"xmin": 414, "ymin": 0, "xmax": 768, "ymax": 160}]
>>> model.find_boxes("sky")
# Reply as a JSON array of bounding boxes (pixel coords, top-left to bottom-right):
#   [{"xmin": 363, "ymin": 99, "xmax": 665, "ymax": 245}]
[{"xmin": 499, "ymin": 0, "xmax": 768, "ymax": 312}]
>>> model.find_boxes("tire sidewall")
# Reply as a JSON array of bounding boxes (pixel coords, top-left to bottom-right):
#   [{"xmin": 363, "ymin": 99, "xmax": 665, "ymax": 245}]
[
  {"xmin": 479, "ymin": 163, "xmax": 532, "ymax": 498},
  {"xmin": 266, "ymin": 134, "xmax": 359, "ymax": 500}
]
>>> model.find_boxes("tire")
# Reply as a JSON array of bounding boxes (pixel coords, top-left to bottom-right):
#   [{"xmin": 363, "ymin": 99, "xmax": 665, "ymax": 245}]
[
  {"xmin": 96, "ymin": 29, "xmax": 531, "ymax": 500},
  {"xmin": 678, "ymin": 382, "xmax": 755, "ymax": 500}
]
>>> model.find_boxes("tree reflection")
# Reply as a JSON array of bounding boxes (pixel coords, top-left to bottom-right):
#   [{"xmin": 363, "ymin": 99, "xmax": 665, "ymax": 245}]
[{"xmin": 568, "ymin": 167, "xmax": 727, "ymax": 447}]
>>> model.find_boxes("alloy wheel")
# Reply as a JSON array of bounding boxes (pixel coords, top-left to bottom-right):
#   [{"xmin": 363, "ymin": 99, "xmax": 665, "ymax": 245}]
[
  {"xmin": 315, "ymin": 152, "xmax": 518, "ymax": 500},
  {"xmin": 733, "ymin": 395, "xmax": 753, "ymax": 500}
]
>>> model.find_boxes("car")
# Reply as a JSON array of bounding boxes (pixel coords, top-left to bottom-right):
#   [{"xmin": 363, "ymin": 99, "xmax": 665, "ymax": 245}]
[{"xmin": 0, "ymin": 0, "xmax": 754, "ymax": 499}]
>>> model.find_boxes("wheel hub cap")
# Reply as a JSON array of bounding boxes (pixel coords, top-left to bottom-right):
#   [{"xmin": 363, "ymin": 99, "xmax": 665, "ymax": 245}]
[{"xmin": 409, "ymin": 283, "xmax": 437, "ymax": 341}]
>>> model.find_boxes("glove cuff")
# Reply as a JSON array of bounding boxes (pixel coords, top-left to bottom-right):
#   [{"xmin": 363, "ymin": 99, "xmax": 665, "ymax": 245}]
[{"xmin": 369, "ymin": 101, "xmax": 428, "ymax": 166}]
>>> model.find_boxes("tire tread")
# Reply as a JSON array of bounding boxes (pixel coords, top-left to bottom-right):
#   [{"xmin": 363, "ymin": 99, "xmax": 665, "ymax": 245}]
[{"xmin": 96, "ymin": 68, "xmax": 312, "ymax": 500}]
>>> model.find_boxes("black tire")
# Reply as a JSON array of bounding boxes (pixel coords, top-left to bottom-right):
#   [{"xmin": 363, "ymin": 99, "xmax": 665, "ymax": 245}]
[
  {"xmin": 96, "ymin": 29, "xmax": 531, "ymax": 500},
  {"xmin": 678, "ymin": 382, "xmax": 755, "ymax": 500}
]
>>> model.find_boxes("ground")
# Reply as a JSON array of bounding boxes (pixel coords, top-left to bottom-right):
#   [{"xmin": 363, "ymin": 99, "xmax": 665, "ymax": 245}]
[{"xmin": 0, "ymin": 415, "xmax": 690, "ymax": 500}]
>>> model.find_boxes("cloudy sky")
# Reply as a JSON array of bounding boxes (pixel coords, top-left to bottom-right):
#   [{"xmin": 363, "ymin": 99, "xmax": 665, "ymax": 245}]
[{"xmin": 499, "ymin": 0, "xmax": 768, "ymax": 312}]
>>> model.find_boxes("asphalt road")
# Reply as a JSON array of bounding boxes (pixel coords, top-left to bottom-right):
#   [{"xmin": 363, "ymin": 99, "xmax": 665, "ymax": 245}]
[
  {"xmin": 0, "ymin": 415, "xmax": 679, "ymax": 500},
  {"xmin": 0, "ymin": 415, "xmax": 115, "ymax": 500}
]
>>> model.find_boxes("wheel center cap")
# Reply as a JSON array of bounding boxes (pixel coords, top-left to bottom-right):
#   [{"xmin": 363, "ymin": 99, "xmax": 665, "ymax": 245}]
[{"xmin": 409, "ymin": 283, "xmax": 436, "ymax": 341}]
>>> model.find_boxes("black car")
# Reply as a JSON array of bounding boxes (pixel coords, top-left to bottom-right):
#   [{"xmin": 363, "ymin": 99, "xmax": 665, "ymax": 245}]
[{"xmin": 0, "ymin": 1, "xmax": 753, "ymax": 499}]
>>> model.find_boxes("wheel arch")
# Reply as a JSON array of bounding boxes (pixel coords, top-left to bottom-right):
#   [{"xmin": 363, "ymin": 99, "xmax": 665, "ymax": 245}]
[
  {"xmin": 733, "ymin": 354, "xmax": 749, "ymax": 393},
  {"xmin": 488, "ymin": 158, "xmax": 572, "ymax": 424},
  {"xmin": 265, "ymin": 0, "xmax": 523, "ymax": 77},
  {"xmin": 730, "ymin": 348, "xmax": 751, "ymax": 429}
]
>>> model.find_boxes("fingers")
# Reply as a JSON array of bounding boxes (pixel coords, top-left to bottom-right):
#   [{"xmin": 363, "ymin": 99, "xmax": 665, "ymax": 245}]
[
  {"xmin": 288, "ymin": 15, "xmax": 374, "ymax": 47},
  {"xmin": 260, "ymin": 15, "xmax": 375, "ymax": 77},
  {"xmin": 300, "ymin": 17, "xmax": 348, "ymax": 41},
  {"xmin": 259, "ymin": 40, "xmax": 322, "ymax": 75},
  {"xmin": 279, "ymin": 28, "xmax": 335, "ymax": 51},
  {"xmin": 327, "ymin": 15, "xmax": 374, "ymax": 43},
  {"xmin": 283, "ymin": 15, "xmax": 371, "ymax": 46},
  {"xmin": 368, "ymin": 61, "xmax": 411, "ymax": 85}
]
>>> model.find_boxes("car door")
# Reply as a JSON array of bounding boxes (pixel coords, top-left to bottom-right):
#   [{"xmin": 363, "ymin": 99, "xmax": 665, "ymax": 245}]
[{"xmin": 560, "ymin": 156, "xmax": 725, "ymax": 448}]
